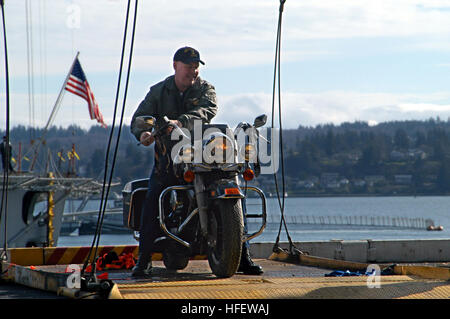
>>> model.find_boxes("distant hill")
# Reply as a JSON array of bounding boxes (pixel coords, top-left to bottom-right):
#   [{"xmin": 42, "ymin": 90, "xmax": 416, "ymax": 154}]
[{"xmin": 3, "ymin": 117, "xmax": 450, "ymax": 195}]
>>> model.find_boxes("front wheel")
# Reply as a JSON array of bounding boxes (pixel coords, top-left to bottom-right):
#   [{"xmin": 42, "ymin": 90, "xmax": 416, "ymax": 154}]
[{"xmin": 207, "ymin": 199, "xmax": 244, "ymax": 278}]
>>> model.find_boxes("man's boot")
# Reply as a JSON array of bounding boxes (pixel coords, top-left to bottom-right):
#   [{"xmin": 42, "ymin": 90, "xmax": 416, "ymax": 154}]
[
  {"xmin": 238, "ymin": 245, "xmax": 263, "ymax": 275},
  {"xmin": 131, "ymin": 253, "xmax": 152, "ymax": 277}
]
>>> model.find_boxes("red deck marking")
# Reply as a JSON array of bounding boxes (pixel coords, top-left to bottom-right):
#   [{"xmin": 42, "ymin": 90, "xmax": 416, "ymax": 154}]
[
  {"xmin": 46, "ymin": 247, "xmax": 67, "ymax": 265},
  {"xmin": 71, "ymin": 246, "xmax": 92, "ymax": 264},
  {"xmin": 98, "ymin": 246, "xmax": 114, "ymax": 258},
  {"xmin": 45, "ymin": 245, "xmax": 138, "ymax": 265}
]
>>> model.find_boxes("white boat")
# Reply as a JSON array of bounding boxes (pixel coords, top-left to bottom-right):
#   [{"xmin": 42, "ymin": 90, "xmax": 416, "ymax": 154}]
[{"xmin": 1, "ymin": 173, "xmax": 104, "ymax": 248}]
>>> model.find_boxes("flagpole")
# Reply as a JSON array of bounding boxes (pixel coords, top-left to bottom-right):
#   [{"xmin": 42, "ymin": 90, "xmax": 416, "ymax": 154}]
[
  {"xmin": 43, "ymin": 51, "xmax": 80, "ymax": 132},
  {"xmin": 30, "ymin": 52, "xmax": 80, "ymax": 171}
]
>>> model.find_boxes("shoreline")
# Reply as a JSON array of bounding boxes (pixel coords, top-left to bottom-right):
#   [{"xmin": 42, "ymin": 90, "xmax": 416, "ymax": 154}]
[{"xmin": 264, "ymin": 192, "xmax": 450, "ymax": 198}]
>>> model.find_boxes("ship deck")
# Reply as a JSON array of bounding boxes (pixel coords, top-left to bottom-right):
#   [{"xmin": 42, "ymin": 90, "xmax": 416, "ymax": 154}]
[
  {"xmin": 95, "ymin": 259, "xmax": 450, "ymax": 299},
  {"xmin": 1, "ymin": 245, "xmax": 449, "ymax": 302}
]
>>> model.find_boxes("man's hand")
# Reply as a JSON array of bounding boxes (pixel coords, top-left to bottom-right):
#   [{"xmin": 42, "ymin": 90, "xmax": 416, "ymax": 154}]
[
  {"xmin": 140, "ymin": 131, "xmax": 155, "ymax": 146},
  {"xmin": 166, "ymin": 120, "xmax": 182, "ymax": 134},
  {"xmin": 140, "ymin": 120, "xmax": 182, "ymax": 145}
]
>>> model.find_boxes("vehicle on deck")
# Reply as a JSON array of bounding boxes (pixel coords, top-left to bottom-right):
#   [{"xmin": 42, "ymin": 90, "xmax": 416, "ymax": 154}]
[{"xmin": 123, "ymin": 115, "xmax": 268, "ymax": 277}]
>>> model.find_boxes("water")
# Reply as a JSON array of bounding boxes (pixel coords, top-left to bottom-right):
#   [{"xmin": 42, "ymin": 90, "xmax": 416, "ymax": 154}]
[
  {"xmin": 250, "ymin": 195, "xmax": 450, "ymax": 242},
  {"xmin": 58, "ymin": 196, "xmax": 450, "ymax": 247}
]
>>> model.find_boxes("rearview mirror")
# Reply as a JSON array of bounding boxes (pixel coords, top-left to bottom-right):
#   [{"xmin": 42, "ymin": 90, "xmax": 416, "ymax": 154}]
[
  {"xmin": 135, "ymin": 116, "xmax": 156, "ymax": 131},
  {"xmin": 253, "ymin": 114, "xmax": 267, "ymax": 128}
]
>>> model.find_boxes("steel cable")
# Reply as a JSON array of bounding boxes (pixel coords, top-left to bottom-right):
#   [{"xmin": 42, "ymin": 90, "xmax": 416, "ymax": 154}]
[
  {"xmin": 0, "ymin": 0, "xmax": 11, "ymax": 260},
  {"xmin": 81, "ymin": 0, "xmax": 139, "ymax": 280},
  {"xmin": 270, "ymin": 0, "xmax": 300, "ymax": 255}
]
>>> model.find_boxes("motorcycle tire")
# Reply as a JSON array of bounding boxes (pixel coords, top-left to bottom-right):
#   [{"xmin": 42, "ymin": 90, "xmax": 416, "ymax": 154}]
[{"xmin": 207, "ymin": 199, "xmax": 244, "ymax": 278}]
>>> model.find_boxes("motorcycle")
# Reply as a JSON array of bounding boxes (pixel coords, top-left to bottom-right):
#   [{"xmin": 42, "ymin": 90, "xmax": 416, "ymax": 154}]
[{"xmin": 122, "ymin": 115, "xmax": 268, "ymax": 278}]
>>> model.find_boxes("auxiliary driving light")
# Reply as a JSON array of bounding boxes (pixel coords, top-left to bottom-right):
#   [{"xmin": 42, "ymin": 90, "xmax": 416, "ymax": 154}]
[
  {"xmin": 183, "ymin": 170, "xmax": 195, "ymax": 183},
  {"xmin": 243, "ymin": 168, "xmax": 255, "ymax": 181}
]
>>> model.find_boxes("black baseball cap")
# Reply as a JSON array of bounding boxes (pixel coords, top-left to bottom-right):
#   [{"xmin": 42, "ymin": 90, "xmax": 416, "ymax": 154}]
[{"xmin": 173, "ymin": 46, "xmax": 205, "ymax": 65}]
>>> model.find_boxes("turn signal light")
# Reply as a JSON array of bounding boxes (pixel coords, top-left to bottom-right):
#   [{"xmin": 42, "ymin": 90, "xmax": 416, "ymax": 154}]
[
  {"xmin": 244, "ymin": 144, "xmax": 256, "ymax": 162},
  {"xmin": 243, "ymin": 168, "xmax": 255, "ymax": 181},
  {"xmin": 183, "ymin": 170, "xmax": 195, "ymax": 183}
]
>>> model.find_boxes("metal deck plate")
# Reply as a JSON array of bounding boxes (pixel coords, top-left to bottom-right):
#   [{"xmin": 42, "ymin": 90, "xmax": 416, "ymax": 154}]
[
  {"xmin": 113, "ymin": 260, "xmax": 449, "ymax": 299},
  {"xmin": 3, "ymin": 250, "xmax": 449, "ymax": 299}
]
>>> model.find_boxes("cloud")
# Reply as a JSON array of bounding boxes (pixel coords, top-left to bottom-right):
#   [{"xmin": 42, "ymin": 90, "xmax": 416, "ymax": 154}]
[
  {"xmin": 0, "ymin": 91, "xmax": 107, "ymax": 130},
  {"xmin": 2, "ymin": 89, "xmax": 450, "ymax": 131},
  {"xmin": 3, "ymin": 1, "xmax": 450, "ymax": 131},
  {"xmin": 214, "ymin": 91, "xmax": 450, "ymax": 129},
  {"xmin": 6, "ymin": 0, "xmax": 450, "ymax": 76},
  {"xmin": 286, "ymin": 0, "xmax": 450, "ymax": 39}
]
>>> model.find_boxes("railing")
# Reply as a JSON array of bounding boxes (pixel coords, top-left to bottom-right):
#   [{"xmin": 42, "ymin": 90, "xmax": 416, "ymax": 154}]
[{"xmin": 251, "ymin": 214, "xmax": 435, "ymax": 230}]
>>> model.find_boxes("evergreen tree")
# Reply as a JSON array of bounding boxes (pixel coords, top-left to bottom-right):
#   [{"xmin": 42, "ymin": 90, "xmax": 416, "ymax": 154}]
[
  {"xmin": 437, "ymin": 158, "xmax": 450, "ymax": 192},
  {"xmin": 394, "ymin": 128, "xmax": 409, "ymax": 149}
]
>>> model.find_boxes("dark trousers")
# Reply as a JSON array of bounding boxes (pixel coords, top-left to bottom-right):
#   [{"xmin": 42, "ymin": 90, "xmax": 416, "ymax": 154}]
[
  {"xmin": 241, "ymin": 198, "xmax": 250, "ymax": 250},
  {"xmin": 138, "ymin": 168, "xmax": 180, "ymax": 262}
]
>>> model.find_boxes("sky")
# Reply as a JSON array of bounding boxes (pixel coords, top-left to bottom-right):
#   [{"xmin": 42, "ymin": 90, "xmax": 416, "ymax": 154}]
[{"xmin": 1, "ymin": 0, "xmax": 450, "ymax": 132}]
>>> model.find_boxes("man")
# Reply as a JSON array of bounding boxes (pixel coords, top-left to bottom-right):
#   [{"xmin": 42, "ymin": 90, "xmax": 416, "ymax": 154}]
[
  {"xmin": 130, "ymin": 46, "xmax": 263, "ymax": 277},
  {"xmin": 0, "ymin": 136, "xmax": 14, "ymax": 172}
]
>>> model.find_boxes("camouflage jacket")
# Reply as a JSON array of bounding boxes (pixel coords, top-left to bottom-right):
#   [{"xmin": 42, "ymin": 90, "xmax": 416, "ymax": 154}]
[{"xmin": 130, "ymin": 75, "xmax": 218, "ymax": 176}]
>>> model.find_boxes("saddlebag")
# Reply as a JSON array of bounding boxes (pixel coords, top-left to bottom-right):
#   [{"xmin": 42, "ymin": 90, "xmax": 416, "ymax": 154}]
[{"xmin": 122, "ymin": 178, "xmax": 149, "ymax": 231}]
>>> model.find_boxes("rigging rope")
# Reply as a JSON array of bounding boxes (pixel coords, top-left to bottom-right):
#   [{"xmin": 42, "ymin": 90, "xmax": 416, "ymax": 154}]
[
  {"xmin": 0, "ymin": 0, "xmax": 11, "ymax": 260},
  {"xmin": 38, "ymin": 0, "xmax": 48, "ymax": 124},
  {"xmin": 81, "ymin": 0, "xmax": 138, "ymax": 283},
  {"xmin": 25, "ymin": 0, "xmax": 36, "ymax": 139},
  {"xmin": 270, "ymin": 0, "xmax": 302, "ymax": 256}
]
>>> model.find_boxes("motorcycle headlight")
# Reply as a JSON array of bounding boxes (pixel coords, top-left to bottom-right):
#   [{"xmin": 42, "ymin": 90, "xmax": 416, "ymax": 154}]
[
  {"xmin": 205, "ymin": 135, "xmax": 230, "ymax": 153},
  {"xmin": 203, "ymin": 132, "xmax": 235, "ymax": 164}
]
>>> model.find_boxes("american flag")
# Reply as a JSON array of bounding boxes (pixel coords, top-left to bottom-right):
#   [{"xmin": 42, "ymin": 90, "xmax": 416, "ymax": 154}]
[{"xmin": 65, "ymin": 58, "xmax": 107, "ymax": 128}]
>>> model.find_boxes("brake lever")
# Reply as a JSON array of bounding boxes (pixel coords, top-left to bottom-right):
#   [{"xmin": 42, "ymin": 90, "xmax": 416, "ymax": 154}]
[{"xmin": 163, "ymin": 116, "xmax": 190, "ymax": 140}]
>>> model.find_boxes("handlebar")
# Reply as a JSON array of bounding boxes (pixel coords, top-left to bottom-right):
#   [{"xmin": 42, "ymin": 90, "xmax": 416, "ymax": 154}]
[{"xmin": 137, "ymin": 116, "xmax": 189, "ymax": 146}]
